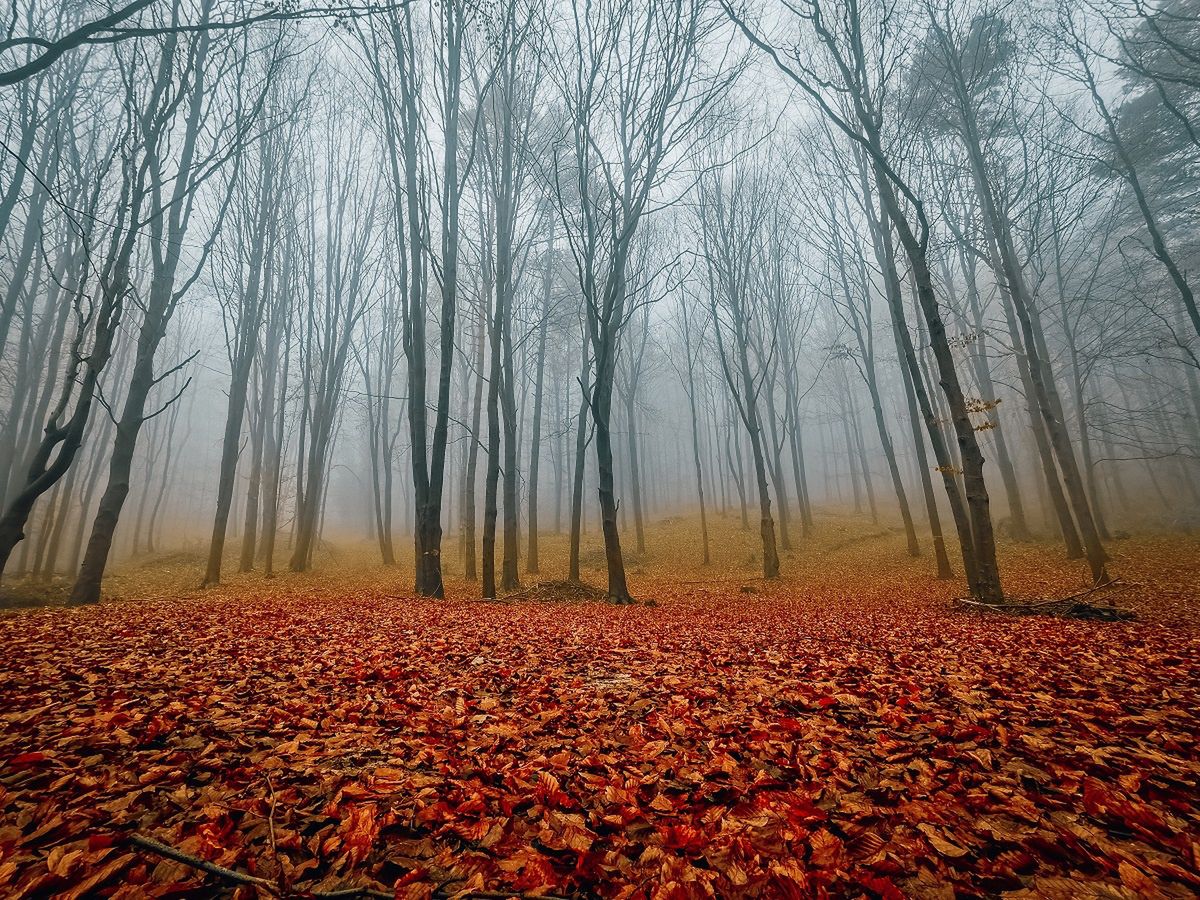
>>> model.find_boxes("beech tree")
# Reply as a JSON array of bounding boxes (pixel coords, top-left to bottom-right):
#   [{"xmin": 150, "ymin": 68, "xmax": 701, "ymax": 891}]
[
  {"xmin": 549, "ymin": 0, "xmax": 736, "ymax": 603},
  {"xmin": 696, "ymin": 151, "xmax": 782, "ymax": 579},
  {"xmin": 70, "ymin": 0, "xmax": 282, "ymax": 604},
  {"xmin": 726, "ymin": 0, "xmax": 1006, "ymax": 601},
  {"xmin": 4, "ymin": 0, "xmax": 1198, "ymax": 610},
  {"xmin": 202, "ymin": 60, "xmax": 306, "ymax": 585}
]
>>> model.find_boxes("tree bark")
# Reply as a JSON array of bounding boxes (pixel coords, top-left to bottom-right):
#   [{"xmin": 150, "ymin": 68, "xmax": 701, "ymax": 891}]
[
  {"xmin": 526, "ymin": 220, "xmax": 552, "ymax": 573},
  {"xmin": 567, "ymin": 346, "xmax": 590, "ymax": 583}
]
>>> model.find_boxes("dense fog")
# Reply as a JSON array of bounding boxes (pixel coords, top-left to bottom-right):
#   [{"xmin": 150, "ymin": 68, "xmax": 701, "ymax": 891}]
[{"xmin": 2, "ymin": 0, "xmax": 1198, "ymax": 604}]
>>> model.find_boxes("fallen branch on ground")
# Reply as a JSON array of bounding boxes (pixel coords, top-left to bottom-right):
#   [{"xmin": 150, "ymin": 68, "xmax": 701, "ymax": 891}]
[
  {"xmin": 130, "ymin": 833, "xmax": 575, "ymax": 899},
  {"xmin": 130, "ymin": 834, "xmax": 277, "ymax": 891},
  {"xmin": 503, "ymin": 579, "xmax": 608, "ymax": 603},
  {"xmin": 957, "ymin": 580, "xmax": 1136, "ymax": 619}
]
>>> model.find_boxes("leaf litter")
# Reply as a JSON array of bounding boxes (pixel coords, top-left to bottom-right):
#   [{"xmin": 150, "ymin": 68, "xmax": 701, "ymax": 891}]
[{"xmin": 0, "ymin": 524, "xmax": 1197, "ymax": 899}]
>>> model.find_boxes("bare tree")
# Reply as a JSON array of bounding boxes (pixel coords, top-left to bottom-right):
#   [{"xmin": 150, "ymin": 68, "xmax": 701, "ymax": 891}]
[
  {"xmin": 549, "ymin": 0, "xmax": 735, "ymax": 603},
  {"xmin": 697, "ymin": 153, "xmax": 781, "ymax": 578},
  {"xmin": 726, "ymin": 0, "xmax": 1005, "ymax": 601},
  {"xmin": 288, "ymin": 107, "xmax": 381, "ymax": 572},
  {"xmin": 202, "ymin": 57, "xmax": 305, "ymax": 585},
  {"xmin": 666, "ymin": 289, "xmax": 712, "ymax": 564},
  {"xmin": 72, "ymin": 0, "xmax": 280, "ymax": 604}
]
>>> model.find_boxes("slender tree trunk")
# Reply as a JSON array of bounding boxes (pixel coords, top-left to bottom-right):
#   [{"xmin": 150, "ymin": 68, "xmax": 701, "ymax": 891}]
[
  {"xmin": 482, "ymin": 284, "xmax": 503, "ymax": 600},
  {"xmin": 499, "ymin": 299, "xmax": 520, "ymax": 591},
  {"xmin": 762, "ymin": 378, "xmax": 791, "ymax": 551},
  {"xmin": 782, "ymin": 374, "xmax": 813, "ymax": 533},
  {"xmin": 888, "ymin": 204, "xmax": 1002, "ymax": 600},
  {"xmin": 721, "ymin": 327, "xmax": 780, "ymax": 579},
  {"xmin": 70, "ymin": 311, "xmax": 170, "ymax": 604},
  {"xmin": 684, "ymin": 358, "xmax": 710, "ymax": 565},
  {"xmin": 463, "ymin": 314, "xmax": 485, "ymax": 581},
  {"xmin": 260, "ymin": 324, "xmax": 289, "ymax": 576},
  {"xmin": 591, "ymin": 360, "xmax": 632, "ymax": 601},
  {"xmin": 957, "ymin": 249, "xmax": 1030, "ymax": 539},
  {"xmin": 867, "ymin": 190, "xmax": 954, "ymax": 580},
  {"xmin": 568, "ymin": 349, "xmax": 590, "ymax": 582},
  {"xmin": 39, "ymin": 449, "xmax": 83, "ymax": 578},
  {"xmin": 862, "ymin": 345, "xmax": 918, "ymax": 553},
  {"xmin": 526, "ymin": 228, "xmax": 551, "ymax": 573},
  {"xmin": 202, "ymin": 349, "xmax": 256, "ymax": 585},
  {"xmin": 622, "ymin": 381, "xmax": 646, "ymax": 555},
  {"xmin": 554, "ymin": 375, "xmax": 565, "ymax": 535},
  {"xmin": 849, "ymin": 391, "xmax": 877, "ymax": 523},
  {"xmin": 147, "ymin": 397, "xmax": 185, "ymax": 555},
  {"xmin": 839, "ymin": 391, "xmax": 864, "ymax": 515},
  {"xmin": 240, "ymin": 381, "xmax": 266, "ymax": 570}
]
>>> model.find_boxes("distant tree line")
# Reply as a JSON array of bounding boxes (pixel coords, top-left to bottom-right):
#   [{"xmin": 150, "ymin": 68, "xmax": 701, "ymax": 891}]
[{"xmin": 0, "ymin": 0, "xmax": 1197, "ymax": 604}]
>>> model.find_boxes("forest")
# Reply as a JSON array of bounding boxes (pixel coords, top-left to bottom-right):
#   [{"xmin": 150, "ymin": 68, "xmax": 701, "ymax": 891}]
[{"xmin": 0, "ymin": 0, "xmax": 1198, "ymax": 897}]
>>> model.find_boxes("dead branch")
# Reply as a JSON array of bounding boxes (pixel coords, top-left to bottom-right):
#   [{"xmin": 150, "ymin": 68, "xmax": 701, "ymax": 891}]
[
  {"xmin": 130, "ymin": 833, "xmax": 575, "ymax": 899},
  {"xmin": 956, "ymin": 580, "xmax": 1136, "ymax": 620},
  {"xmin": 130, "ymin": 833, "xmax": 277, "ymax": 891},
  {"xmin": 676, "ymin": 576, "xmax": 774, "ymax": 585}
]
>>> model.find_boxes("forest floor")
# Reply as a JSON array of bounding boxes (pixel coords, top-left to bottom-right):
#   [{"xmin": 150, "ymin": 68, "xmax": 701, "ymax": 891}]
[{"xmin": 0, "ymin": 512, "xmax": 1198, "ymax": 899}]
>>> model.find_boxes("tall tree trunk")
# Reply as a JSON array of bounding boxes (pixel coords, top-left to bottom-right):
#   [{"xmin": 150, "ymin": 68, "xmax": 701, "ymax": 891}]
[
  {"xmin": 526, "ymin": 227, "xmax": 551, "ymax": 573},
  {"xmin": 781, "ymin": 371, "xmax": 813, "ymax": 534},
  {"xmin": 726, "ymin": 400, "xmax": 749, "ymax": 529},
  {"xmin": 260, "ymin": 322, "xmax": 289, "ymax": 577},
  {"xmin": 499, "ymin": 293, "xmax": 520, "ymax": 592},
  {"xmin": 482, "ymin": 284, "xmax": 503, "ymax": 600},
  {"xmin": 591, "ymin": 358, "xmax": 633, "ymax": 601},
  {"xmin": 554, "ymin": 375, "xmax": 565, "ymax": 534},
  {"xmin": 684, "ymin": 359, "xmax": 710, "ymax": 565},
  {"xmin": 866, "ymin": 185, "xmax": 954, "ymax": 581},
  {"xmin": 956, "ymin": 249, "xmax": 1030, "ymax": 539},
  {"xmin": 70, "ymin": 308, "xmax": 172, "ymax": 604},
  {"xmin": 857, "ymin": 331, "xmax": 918, "ymax": 554},
  {"xmin": 568, "ymin": 344, "xmax": 590, "ymax": 583},
  {"xmin": 716, "ymin": 320, "xmax": 781, "ymax": 579},
  {"xmin": 839, "ymin": 390, "xmax": 864, "ymax": 515},
  {"xmin": 762, "ymin": 377, "xmax": 792, "ymax": 551},
  {"xmin": 202, "ymin": 347, "xmax": 257, "ymax": 585},
  {"xmin": 849, "ymin": 390, "xmax": 877, "ymax": 523},
  {"xmin": 884, "ymin": 194, "xmax": 1002, "ymax": 601},
  {"xmin": 463, "ymin": 314, "xmax": 485, "ymax": 581},
  {"xmin": 38, "ymin": 447, "xmax": 84, "ymax": 578},
  {"xmin": 240, "ymin": 379, "xmax": 266, "ymax": 571},
  {"xmin": 622, "ymin": 381, "xmax": 646, "ymax": 555}
]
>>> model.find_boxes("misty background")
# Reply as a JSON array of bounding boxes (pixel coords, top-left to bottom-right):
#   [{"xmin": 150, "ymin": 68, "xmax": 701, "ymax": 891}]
[{"xmin": 1, "ymin": 0, "xmax": 1198, "ymax": 603}]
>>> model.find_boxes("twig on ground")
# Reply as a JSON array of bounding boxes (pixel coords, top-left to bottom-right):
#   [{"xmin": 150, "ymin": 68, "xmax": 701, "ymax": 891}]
[
  {"xmin": 309, "ymin": 888, "xmax": 390, "ymax": 898},
  {"xmin": 957, "ymin": 579, "xmax": 1136, "ymax": 619},
  {"xmin": 130, "ymin": 833, "xmax": 277, "ymax": 891},
  {"xmin": 313, "ymin": 885, "xmax": 574, "ymax": 899},
  {"xmin": 1060, "ymin": 579, "xmax": 1132, "ymax": 604},
  {"xmin": 266, "ymin": 776, "xmax": 278, "ymax": 853},
  {"xmin": 130, "ymin": 832, "xmax": 576, "ymax": 899},
  {"xmin": 676, "ymin": 576, "xmax": 773, "ymax": 585}
]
